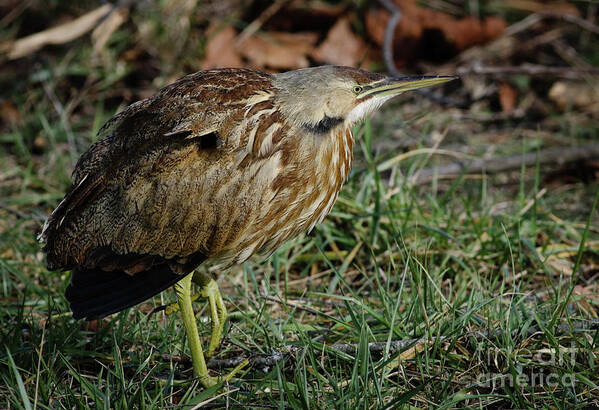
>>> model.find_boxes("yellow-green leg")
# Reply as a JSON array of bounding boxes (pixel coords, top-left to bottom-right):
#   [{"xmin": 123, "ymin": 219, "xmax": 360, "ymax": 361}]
[
  {"xmin": 174, "ymin": 273, "xmax": 214, "ymax": 386},
  {"xmin": 172, "ymin": 272, "xmax": 247, "ymax": 387},
  {"xmin": 167, "ymin": 271, "xmax": 228, "ymax": 357}
]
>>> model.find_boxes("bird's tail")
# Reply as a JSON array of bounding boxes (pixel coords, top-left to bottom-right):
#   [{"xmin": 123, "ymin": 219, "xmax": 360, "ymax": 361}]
[{"xmin": 65, "ymin": 264, "xmax": 184, "ymax": 320}]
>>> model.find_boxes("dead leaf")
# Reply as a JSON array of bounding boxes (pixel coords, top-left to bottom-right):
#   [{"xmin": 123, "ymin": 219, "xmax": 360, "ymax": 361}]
[
  {"xmin": 238, "ymin": 31, "xmax": 318, "ymax": 70},
  {"xmin": 365, "ymin": 0, "xmax": 506, "ymax": 65},
  {"xmin": 33, "ymin": 136, "xmax": 47, "ymax": 150},
  {"xmin": 312, "ymin": 16, "xmax": 367, "ymax": 67},
  {"xmin": 0, "ymin": 100, "xmax": 22, "ymax": 127},
  {"xmin": 201, "ymin": 24, "xmax": 244, "ymax": 69},
  {"xmin": 6, "ymin": 4, "xmax": 112, "ymax": 59},
  {"xmin": 573, "ymin": 285, "xmax": 598, "ymax": 317},
  {"xmin": 499, "ymin": 82, "xmax": 517, "ymax": 112},
  {"xmin": 92, "ymin": 7, "xmax": 129, "ymax": 56},
  {"xmin": 448, "ymin": 16, "xmax": 507, "ymax": 50},
  {"xmin": 545, "ymin": 254, "xmax": 574, "ymax": 275},
  {"xmin": 549, "ymin": 81, "xmax": 599, "ymax": 113}
]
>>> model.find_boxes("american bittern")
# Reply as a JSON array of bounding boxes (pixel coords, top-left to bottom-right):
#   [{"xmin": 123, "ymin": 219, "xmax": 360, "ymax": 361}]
[{"xmin": 39, "ymin": 66, "xmax": 456, "ymax": 387}]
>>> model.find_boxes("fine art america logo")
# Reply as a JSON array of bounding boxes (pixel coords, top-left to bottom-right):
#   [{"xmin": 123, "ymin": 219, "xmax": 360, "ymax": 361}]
[{"xmin": 473, "ymin": 343, "xmax": 583, "ymax": 389}]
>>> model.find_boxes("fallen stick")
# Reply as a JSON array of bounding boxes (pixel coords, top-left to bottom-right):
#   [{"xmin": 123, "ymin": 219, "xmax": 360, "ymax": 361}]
[
  {"xmin": 5, "ymin": 4, "xmax": 113, "ymax": 59},
  {"xmin": 398, "ymin": 144, "xmax": 599, "ymax": 185},
  {"xmin": 164, "ymin": 319, "xmax": 599, "ymax": 371}
]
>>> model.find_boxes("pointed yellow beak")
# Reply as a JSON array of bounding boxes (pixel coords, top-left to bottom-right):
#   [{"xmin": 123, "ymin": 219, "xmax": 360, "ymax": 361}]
[{"xmin": 359, "ymin": 75, "xmax": 459, "ymax": 99}]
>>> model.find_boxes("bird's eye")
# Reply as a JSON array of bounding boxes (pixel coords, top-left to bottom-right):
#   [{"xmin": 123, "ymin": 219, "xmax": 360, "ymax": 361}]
[{"xmin": 352, "ymin": 85, "xmax": 363, "ymax": 94}]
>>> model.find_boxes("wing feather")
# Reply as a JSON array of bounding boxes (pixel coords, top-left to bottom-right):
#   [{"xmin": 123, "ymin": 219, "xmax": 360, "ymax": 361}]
[{"xmin": 42, "ymin": 68, "xmax": 273, "ymax": 272}]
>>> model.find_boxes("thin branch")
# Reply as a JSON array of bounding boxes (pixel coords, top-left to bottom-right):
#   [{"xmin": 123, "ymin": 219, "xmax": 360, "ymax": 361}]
[
  {"xmin": 504, "ymin": 11, "xmax": 599, "ymax": 40},
  {"xmin": 547, "ymin": 12, "xmax": 599, "ymax": 36},
  {"xmin": 235, "ymin": 0, "xmax": 290, "ymax": 46},
  {"xmin": 378, "ymin": 0, "xmax": 402, "ymax": 77},
  {"xmin": 504, "ymin": 13, "xmax": 545, "ymax": 37},
  {"xmin": 406, "ymin": 144, "xmax": 599, "ymax": 185},
  {"xmin": 163, "ymin": 349, "xmax": 292, "ymax": 372},
  {"xmin": 165, "ymin": 319, "xmax": 599, "ymax": 371}
]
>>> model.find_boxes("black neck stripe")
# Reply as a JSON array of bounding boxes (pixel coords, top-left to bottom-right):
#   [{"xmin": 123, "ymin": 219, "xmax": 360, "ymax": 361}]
[{"xmin": 303, "ymin": 115, "xmax": 344, "ymax": 135}]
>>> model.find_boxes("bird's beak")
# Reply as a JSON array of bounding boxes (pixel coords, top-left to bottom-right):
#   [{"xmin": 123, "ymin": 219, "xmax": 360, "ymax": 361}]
[{"xmin": 358, "ymin": 75, "xmax": 459, "ymax": 99}]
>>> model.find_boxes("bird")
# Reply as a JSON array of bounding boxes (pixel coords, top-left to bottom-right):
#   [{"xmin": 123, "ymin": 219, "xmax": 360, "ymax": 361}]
[{"xmin": 39, "ymin": 65, "xmax": 457, "ymax": 387}]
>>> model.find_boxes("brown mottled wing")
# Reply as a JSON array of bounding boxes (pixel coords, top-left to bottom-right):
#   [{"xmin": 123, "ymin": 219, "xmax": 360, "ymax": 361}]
[{"xmin": 40, "ymin": 68, "xmax": 273, "ymax": 319}]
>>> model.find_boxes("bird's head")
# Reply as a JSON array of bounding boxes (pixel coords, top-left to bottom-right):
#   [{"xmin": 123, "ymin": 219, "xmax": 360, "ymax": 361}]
[{"xmin": 273, "ymin": 66, "xmax": 458, "ymax": 134}]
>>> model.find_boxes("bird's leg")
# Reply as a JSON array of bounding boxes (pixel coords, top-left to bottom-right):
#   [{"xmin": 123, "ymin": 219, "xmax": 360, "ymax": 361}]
[
  {"xmin": 167, "ymin": 272, "xmax": 227, "ymax": 358},
  {"xmin": 174, "ymin": 273, "xmax": 248, "ymax": 387},
  {"xmin": 174, "ymin": 273, "xmax": 215, "ymax": 387},
  {"xmin": 191, "ymin": 272, "xmax": 228, "ymax": 358}
]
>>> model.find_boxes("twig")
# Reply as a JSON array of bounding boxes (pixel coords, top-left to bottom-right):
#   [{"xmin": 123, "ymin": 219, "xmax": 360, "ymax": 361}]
[
  {"xmin": 164, "ymin": 319, "xmax": 599, "ymax": 371},
  {"xmin": 164, "ymin": 349, "xmax": 293, "ymax": 372},
  {"xmin": 504, "ymin": 12, "xmax": 599, "ymax": 38},
  {"xmin": 377, "ymin": 0, "xmax": 402, "ymax": 77},
  {"xmin": 329, "ymin": 338, "xmax": 434, "ymax": 355},
  {"xmin": 503, "ymin": 13, "xmax": 545, "ymax": 37},
  {"xmin": 457, "ymin": 63, "xmax": 599, "ymax": 79},
  {"xmin": 403, "ymin": 144, "xmax": 599, "ymax": 185},
  {"xmin": 0, "ymin": 0, "xmax": 33, "ymax": 27},
  {"xmin": 5, "ymin": 4, "xmax": 114, "ymax": 59},
  {"xmin": 235, "ymin": 0, "xmax": 290, "ymax": 46},
  {"xmin": 549, "ymin": 13, "xmax": 599, "ymax": 36}
]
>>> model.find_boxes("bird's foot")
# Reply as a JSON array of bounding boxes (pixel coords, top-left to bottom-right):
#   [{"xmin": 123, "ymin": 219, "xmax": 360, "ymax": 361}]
[
  {"xmin": 198, "ymin": 359, "xmax": 250, "ymax": 388},
  {"xmin": 167, "ymin": 274, "xmax": 227, "ymax": 358}
]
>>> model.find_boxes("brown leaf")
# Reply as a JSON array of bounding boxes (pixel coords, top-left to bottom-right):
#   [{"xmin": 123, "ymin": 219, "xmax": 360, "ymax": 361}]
[
  {"xmin": 365, "ymin": 0, "xmax": 506, "ymax": 65},
  {"xmin": 545, "ymin": 254, "xmax": 574, "ymax": 275},
  {"xmin": 201, "ymin": 24, "xmax": 244, "ymax": 69},
  {"xmin": 549, "ymin": 81, "xmax": 599, "ymax": 113},
  {"xmin": 312, "ymin": 16, "xmax": 367, "ymax": 67},
  {"xmin": 445, "ymin": 16, "xmax": 507, "ymax": 50},
  {"xmin": 499, "ymin": 82, "xmax": 517, "ymax": 112},
  {"xmin": 5, "ymin": 4, "xmax": 112, "ymax": 59},
  {"xmin": 0, "ymin": 100, "xmax": 22, "ymax": 127},
  {"xmin": 573, "ymin": 285, "xmax": 598, "ymax": 317},
  {"xmin": 237, "ymin": 31, "xmax": 318, "ymax": 70}
]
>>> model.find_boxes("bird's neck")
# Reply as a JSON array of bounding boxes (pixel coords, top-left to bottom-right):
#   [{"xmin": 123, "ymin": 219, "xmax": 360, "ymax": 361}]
[{"xmin": 306, "ymin": 126, "xmax": 353, "ymax": 232}]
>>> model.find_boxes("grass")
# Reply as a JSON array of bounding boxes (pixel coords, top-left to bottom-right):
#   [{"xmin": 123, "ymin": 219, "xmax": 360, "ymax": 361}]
[
  {"xmin": 2, "ymin": 2, "xmax": 599, "ymax": 408},
  {"xmin": 2, "ymin": 111, "xmax": 598, "ymax": 408}
]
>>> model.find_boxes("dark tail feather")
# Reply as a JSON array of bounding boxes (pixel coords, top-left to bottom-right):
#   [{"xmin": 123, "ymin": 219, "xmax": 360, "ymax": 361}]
[{"xmin": 65, "ymin": 264, "xmax": 184, "ymax": 320}]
